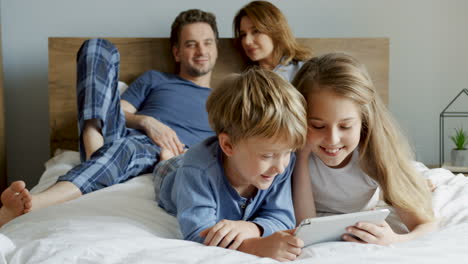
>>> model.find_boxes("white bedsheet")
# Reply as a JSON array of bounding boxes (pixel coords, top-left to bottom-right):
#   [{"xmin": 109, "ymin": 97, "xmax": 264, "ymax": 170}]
[{"xmin": 1, "ymin": 151, "xmax": 467, "ymax": 263}]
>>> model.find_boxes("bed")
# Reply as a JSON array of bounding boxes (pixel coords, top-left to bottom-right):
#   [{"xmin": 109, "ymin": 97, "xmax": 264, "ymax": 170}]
[{"xmin": 1, "ymin": 38, "xmax": 467, "ymax": 264}]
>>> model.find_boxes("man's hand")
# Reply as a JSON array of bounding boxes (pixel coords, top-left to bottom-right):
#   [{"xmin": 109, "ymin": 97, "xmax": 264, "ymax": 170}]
[
  {"xmin": 140, "ymin": 116, "xmax": 185, "ymax": 157},
  {"xmin": 199, "ymin": 220, "xmax": 261, "ymax": 250},
  {"xmin": 121, "ymin": 99, "xmax": 185, "ymax": 157},
  {"xmin": 239, "ymin": 229, "xmax": 303, "ymax": 262}
]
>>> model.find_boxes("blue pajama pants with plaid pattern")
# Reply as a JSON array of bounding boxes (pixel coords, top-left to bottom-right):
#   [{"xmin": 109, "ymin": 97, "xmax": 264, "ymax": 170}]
[{"xmin": 57, "ymin": 38, "xmax": 160, "ymax": 194}]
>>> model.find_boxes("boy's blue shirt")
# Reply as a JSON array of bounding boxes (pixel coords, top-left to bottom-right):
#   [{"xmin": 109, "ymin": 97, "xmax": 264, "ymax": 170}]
[{"xmin": 156, "ymin": 136, "xmax": 296, "ymax": 243}]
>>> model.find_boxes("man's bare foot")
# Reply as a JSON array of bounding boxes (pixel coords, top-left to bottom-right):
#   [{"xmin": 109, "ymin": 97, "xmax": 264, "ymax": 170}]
[{"xmin": 0, "ymin": 181, "xmax": 32, "ymax": 227}]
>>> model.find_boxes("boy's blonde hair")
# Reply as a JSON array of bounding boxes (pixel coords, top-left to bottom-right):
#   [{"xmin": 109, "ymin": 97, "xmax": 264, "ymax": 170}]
[
  {"xmin": 293, "ymin": 53, "xmax": 434, "ymax": 221},
  {"xmin": 233, "ymin": 1, "xmax": 311, "ymax": 66},
  {"xmin": 206, "ymin": 67, "xmax": 307, "ymax": 149}
]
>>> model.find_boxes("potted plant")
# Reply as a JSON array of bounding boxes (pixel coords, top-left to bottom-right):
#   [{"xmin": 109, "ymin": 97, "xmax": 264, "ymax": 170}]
[{"xmin": 450, "ymin": 127, "xmax": 468, "ymax": 167}]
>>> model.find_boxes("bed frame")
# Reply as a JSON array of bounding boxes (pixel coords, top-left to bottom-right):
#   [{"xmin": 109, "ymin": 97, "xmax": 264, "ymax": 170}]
[{"xmin": 49, "ymin": 37, "xmax": 389, "ymax": 155}]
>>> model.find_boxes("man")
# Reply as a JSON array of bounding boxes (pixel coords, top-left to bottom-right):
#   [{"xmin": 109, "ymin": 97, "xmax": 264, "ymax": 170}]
[{"xmin": 0, "ymin": 9, "xmax": 218, "ymax": 227}]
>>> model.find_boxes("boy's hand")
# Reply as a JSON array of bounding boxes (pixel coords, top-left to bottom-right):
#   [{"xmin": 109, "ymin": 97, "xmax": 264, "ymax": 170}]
[
  {"xmin": 239, "ymin": 229, "xmax": 304, "ymax": 262},
  {"xmin": 199, "ymin": 220, "xmax": 261, "ymax": 250}
]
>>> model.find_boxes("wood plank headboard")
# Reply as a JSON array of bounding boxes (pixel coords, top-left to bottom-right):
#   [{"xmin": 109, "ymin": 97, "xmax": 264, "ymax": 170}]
[{"xmin": 49, "ymin": 37, "xmax": 389, "ymax": 155}]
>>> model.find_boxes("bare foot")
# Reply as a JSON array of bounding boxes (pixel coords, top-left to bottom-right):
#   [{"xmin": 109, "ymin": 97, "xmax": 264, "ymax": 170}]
[{"xmin": 0, "ymin": 181, "xmax": 32, "ymax": 227}]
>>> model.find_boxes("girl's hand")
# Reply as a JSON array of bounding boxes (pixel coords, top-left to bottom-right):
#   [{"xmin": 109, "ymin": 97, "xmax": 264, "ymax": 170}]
[
  {"xmin": 199, "ymin": 220, "xmax": 261, "ymax": 250},
  {"xmin": 343, "ymin": 221, "xmax": 401, "ymax": 245}
]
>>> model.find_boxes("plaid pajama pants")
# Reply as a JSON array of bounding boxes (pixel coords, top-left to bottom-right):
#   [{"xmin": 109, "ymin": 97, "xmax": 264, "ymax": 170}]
[{"xmin": 58, "ymin": 38, "xmax": 160, "ymax": 194}]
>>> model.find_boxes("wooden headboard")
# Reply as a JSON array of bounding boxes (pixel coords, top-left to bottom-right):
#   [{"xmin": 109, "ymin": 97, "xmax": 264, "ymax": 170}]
[{"xmin": 49, "ymin": 37, "xmax": 389, "ymax": 155}]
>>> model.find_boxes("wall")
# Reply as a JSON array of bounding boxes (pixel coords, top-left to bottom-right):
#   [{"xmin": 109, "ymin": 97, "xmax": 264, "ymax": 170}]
[
  {"xmin": 1, "ymin": 0, "xmax": 468, "ymax": 187},
  {"xmin": 0, "ymin": 3, "xmax": 5, "ymax": 192}
]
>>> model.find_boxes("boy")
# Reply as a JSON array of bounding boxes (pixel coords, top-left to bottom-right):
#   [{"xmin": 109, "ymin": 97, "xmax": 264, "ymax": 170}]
[{"xmin": 154, "ymin": 67, "xmax": 307, "ymax": 261}]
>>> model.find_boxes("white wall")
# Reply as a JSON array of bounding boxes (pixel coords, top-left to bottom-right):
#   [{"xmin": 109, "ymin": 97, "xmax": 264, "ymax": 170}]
[{"xmin": 2, "ymin": 0, "xmax": 468, "ymax": 186}]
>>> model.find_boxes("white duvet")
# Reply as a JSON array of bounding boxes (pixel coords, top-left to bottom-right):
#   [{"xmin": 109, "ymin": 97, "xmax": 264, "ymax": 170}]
[{"xmin": 1, "ymin": 151, "xmax": 467, "ymax": 264}]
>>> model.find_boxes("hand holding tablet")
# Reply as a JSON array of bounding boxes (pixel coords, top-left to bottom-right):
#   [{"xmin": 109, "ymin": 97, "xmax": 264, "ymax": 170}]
[{"xmin": 295, "ymin": 209, "xmax": 390, "ymax": 247}]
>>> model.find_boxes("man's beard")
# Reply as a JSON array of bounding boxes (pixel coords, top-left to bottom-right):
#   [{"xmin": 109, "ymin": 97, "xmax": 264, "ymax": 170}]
[{"xmin": 186, "ymin": 63, "xmax": 214, "ymax": 77}]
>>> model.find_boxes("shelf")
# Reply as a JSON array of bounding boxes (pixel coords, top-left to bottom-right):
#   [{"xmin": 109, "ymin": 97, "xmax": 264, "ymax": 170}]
[{"xmin": 442, "ymin": 162, "xmax": 468, "ymax": 174}]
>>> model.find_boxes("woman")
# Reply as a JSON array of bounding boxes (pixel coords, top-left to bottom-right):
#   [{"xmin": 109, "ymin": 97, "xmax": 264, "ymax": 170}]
[{"xmin": 233, "ymin": 1, "xmax": 311, "ymax": 82}]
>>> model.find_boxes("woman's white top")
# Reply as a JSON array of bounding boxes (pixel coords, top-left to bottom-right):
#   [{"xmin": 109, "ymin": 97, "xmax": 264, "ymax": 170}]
[
  {"xmin": 309, "ymin": 150, "xmax": 381, "ymax": 214},
  {"xmin": 273, "ymin": 60, "xmax": 304, "ymax": 82}
]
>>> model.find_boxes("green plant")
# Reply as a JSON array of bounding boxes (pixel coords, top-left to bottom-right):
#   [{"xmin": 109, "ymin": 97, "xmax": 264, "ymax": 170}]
[{"xmin": 450, "ymin": 127, "xmax": 468, "ymax": 150}]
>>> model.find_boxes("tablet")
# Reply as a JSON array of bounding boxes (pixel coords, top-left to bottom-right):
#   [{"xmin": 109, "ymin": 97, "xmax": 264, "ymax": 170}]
[{"xmin": 295, "ymin": 209, "xmax": 390, "ymax": 247}]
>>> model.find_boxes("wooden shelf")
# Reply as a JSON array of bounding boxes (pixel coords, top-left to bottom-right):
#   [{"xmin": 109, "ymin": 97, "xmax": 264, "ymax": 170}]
[{"xmin": 442, "ymin": 163, "xmax": 468, "ymax": 176}]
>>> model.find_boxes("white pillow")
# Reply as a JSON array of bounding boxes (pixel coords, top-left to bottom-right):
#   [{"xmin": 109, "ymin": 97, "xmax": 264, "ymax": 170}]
[
  {"xmin": 31, "ymin": 150, "xmax": 80, "ymax": 194},
  {"xmin": 118, "ymin": 81, "xmax": 128, "ymax": 95}
]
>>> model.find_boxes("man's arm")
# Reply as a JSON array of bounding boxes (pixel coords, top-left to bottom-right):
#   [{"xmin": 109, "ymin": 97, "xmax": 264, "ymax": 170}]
[{"xmin": 121, "ymin": 99, "xmax": 184, "ymax": 158}]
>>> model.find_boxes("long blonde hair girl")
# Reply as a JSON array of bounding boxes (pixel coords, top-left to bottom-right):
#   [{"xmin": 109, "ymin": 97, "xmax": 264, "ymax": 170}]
[
  {"xmin": 233, "ymin": 1, "xmax": 311, "ymax": 66},
  {"xmin": 293, "ymin": 53, "xmax": 434, "ymax": 221}
]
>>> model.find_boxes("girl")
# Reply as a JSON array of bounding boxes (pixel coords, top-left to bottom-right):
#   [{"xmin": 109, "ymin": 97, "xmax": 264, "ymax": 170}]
[
  {"xmin": 233, "ymin": 1, "xmax": 311, "ymax": 82},
  {"xmin": 292, "ymin": 53, "xmax": 437, "ymax": 245}
]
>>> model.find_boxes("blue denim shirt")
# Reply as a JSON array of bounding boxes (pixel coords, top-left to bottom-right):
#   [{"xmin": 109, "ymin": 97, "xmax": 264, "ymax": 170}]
[
  {"xmin": 155, "ymin": 136, "xmax": 296, "ymax": 243},
  {"xmin": 273, "ymin": 60, "xmax": 305, "ymax": 82}
]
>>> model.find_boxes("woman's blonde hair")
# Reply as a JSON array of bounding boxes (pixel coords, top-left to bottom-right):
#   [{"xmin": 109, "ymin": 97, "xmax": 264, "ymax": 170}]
[
  {"xmin": 207, "ymin": 67, "xmax": 307, "ymax": 149},
  {"xmin": 293, "ymin": 53, "xmax": 434, "ymax": 221},
  {"xmin": 233, "ymin": 1, "xmax": 311, "ymax": 66}
]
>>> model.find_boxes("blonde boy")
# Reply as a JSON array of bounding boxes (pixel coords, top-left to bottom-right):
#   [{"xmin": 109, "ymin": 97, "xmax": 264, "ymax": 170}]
[{"xmin": 154, "ymin": 67, "xmax": 307, "ymax": 261}]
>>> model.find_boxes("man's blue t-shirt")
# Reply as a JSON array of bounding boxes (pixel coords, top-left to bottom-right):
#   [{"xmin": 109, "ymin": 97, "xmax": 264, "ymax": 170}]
[
  {"xmin": 121, "ymin": 70, "xmax": 214, "ymax": 148},
  {"xmin": 156, "ymin": 136, "xmax": 296, "ymax": 243}
]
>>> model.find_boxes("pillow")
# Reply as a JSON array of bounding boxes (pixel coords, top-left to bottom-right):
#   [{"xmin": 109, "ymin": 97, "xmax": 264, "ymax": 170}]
[{"xmin": 118, "ymin": 81, "xmax": 128, "ymax": 95}]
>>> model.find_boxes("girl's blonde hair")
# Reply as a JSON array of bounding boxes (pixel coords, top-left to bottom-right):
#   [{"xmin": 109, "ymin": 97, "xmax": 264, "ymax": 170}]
[
  {"xmin": 207, "ymin": 67, "xmax": 307, "ymax": 149},
  {"xmin": 293, "ymin": 53, "xmax": 434, "ymax": 221},
  {"xmin": 233, "ymin": 1, "xmax": 311, "ymax": 66}
]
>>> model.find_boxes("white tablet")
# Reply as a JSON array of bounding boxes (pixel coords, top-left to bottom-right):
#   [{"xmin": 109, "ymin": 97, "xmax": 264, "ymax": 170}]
[{"xmin": 295, "ymin": 209, "xmax": 390, "ymax": 247}]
